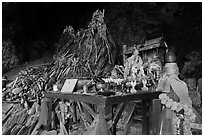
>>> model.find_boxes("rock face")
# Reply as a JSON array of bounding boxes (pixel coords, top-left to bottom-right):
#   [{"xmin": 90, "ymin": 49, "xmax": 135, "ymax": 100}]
[
  {"xmin": 2, "ymin": 39, "xmax": 19, "ymax": 73},
  {"xmin": 29, "ymin": 48, "xmax": 40, "ymax": 61}
]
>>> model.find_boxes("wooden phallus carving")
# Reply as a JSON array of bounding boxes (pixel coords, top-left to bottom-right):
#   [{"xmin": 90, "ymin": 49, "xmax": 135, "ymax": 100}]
[{"xmin": 165, "ymin": 51, "xmax": 176, "ymax": 63}]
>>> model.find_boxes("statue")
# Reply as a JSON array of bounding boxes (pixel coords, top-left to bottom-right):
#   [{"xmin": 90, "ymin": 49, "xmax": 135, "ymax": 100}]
[{"xmin": 156, "ymin": 51, "xmax": 201, "ymax": 135}]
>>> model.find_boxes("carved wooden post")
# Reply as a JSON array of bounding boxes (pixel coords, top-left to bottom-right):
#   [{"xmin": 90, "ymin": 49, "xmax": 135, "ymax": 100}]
[
  {"xmin": 72, "ymin": 102, "xmax": 77, "ymax": 122},
  {"xmin": 95, "ymin": 105, "xmax": 111, "ymax": 135},
  {"xmin": 31, "ymin": 97, "xmax": 52, "ymax": 135},
  {"xmin": 46, "ymin": 97, "xmax": 53, "ymax": 130},
  {"xmin": 150, "ymin": 99, "xmax": 162, "ymax": 135}
]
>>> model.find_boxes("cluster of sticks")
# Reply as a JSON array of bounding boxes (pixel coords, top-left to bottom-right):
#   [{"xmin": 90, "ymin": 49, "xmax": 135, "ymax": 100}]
[{"xmin": 3, "ymin": 65, "xmax": 47, "ymax": 103}]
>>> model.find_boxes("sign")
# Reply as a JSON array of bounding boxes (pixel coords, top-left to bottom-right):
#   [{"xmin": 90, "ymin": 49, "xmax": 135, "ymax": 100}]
[{"xmin": 61, "ymin": 79, "xmax": 78, "ymax": 94}]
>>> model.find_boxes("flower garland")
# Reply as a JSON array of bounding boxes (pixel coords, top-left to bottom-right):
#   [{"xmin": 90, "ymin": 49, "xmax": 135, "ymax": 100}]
[{"xmin": 159, "ymin": 93, "xmax": 196, "ymax": 135}]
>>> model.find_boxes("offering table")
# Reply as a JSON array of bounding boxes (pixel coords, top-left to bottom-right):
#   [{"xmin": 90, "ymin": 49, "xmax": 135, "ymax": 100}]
[{"xmin": 44, "ymin": 89, "xmax": 162, "ymax": 135}]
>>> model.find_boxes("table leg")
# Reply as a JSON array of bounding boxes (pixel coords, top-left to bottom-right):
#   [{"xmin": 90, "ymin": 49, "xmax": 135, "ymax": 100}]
[
  {"xmin": 142, "ymin": 99, "xmax": 149, "ymax": 135},
  {"xmin": 111, "ymin": 103, "xmax": 127, "ymax": 135},
  {"xmin": 72, "ymin": 102, "xmax": 77, "ymax": 123},
  {"xmin": 150, "ymin": 99, "xmax": 162, "ymax": 134},
  {"xmin": 95, "ymin": 105, "xmax": 111, "ymax": 135},
  {"xmin": 46, "ymin": 97, "xmax": 53, "ymax": 130},
  {"xmin": 111, "ymin": 104, "xmax": 115, "ymax": 134}
]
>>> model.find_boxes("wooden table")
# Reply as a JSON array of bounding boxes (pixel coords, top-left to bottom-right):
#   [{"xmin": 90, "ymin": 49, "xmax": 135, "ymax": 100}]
[{"xmin": 44, "ymin": 89, "xmax": 162, "ymax": 135}]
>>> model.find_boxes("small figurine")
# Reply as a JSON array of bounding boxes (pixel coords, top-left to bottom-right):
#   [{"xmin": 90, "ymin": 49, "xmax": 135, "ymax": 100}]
[
  {"xmin": 130, "ymin": 80, "xmax": 137, "ymax": 93},
  {"xmin": 124, "ymin": 48, "xmax": 143, "ymax": 79},
  {"xmin": 141, "ymin": 79, "xmax": 148, "ymax": 91}
]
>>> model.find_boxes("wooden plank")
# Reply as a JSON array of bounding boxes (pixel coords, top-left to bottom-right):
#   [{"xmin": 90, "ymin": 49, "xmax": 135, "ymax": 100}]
[
  {"xmin": 76, "ymin": 102, "xmax": 90, "ymax": 127},
  {"xmin": 3, "ymin": 123, "xmax": 17, "ymax": 135},
  {"xmin": 83, "ymin": 106, "xmax": 93, "ymax": 124},
  {"xmin": 2, "ymin": 106, "xmax": 14, "ymax": 125},
  {"xmin": 72, "ymin": 102, "xmax": 77, "ymax": 122},
  {"xmin": 109, "ymin": 103, "xmax": 127, "ymax": 135},
  {"xmin": 122, "ymin": 102, "xmax": 137, "ymax": 126},
  {"xmin": 142, "ymin": 99, "xmax": 149, "ymax": 135},
  {"xmin": 2, "ymin": 103, "xmax": 13, "ymax": 116},
  {"xmin": 46, "ymin": 98, "xmax": 53, "ymax": 130},
  {"xmin": 106, "ymin": 91, "xmax": 161, "ymax": 105},
  {"xmin": 56, "ymin": 111, "xmax": 69, "ymax": 135},
  {"xmin": 51, "ymin": 99, "xmax": 60, "ymax": 111},
  {"xmin": 45, "ymin": 90, "xmax": 161, "ymax": 107},
  {"xmin": 59, "ymin": 101, "xmax": 66, "ymax": 124},
  {"xmin": 150, "ymin": 99, "xmax": 162, "ymax": 135},
  {"xmin": 81, "ymin": 102, "xmax": 97, "ymax": 118},
  {"xmin": 148, "ymin": 99, "xmax": 153, "ymax": 135},
  {"xmin": 112, "ymin": 103, "xmax": 126, "ymax": 125},
  {"xmin": 44, "ymin": 92, "xmax": 106, "ymax": 106},
  {"xmin": 31, "ymin": 98, "xmax": 50, "ymax": 135},
  {"xmin": 95, "ymin": 105, "xmax": 111, "ymax": 135},
  {"xmin": 79, "ymin": 102, "xmax": 93, "ymax": 124},
  {"xmin": 122, "ymin": 102, "xmax": 137, "ymax": 134}
]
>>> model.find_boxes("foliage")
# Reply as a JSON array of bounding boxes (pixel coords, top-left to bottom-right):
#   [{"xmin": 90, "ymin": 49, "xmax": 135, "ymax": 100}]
[
  {"xmin": 104, "ymin": 3, "xmax": 201, "ymax": 67},
  {"xmin": 180, "ymin": 51, "xmax": 202, "ymax": 80}
]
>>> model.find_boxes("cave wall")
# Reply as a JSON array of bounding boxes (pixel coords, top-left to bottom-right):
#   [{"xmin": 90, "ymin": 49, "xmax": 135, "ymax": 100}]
[{"xmin": 2, "ymin": 2, "xmax": 202, "ymax": 77}]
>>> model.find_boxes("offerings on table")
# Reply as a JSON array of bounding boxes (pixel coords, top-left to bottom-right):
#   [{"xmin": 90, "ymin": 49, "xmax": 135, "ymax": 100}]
[{"xmin": 104, "ymin": 37, "xmax": 167, "ymax": 93}]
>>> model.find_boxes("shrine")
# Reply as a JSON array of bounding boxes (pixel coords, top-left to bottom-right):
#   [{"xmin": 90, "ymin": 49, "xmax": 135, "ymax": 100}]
[{"xmin": 2, "ymin": 6, "xmax": 202, "ymax": 135}]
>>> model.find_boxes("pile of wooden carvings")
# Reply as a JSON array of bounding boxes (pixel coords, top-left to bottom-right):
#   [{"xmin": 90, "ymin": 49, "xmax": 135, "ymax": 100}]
[
  {"xmin": 3, "ymin": 8, "xmax": 117, "ymax": 100},
  {"xmin": 54, "ymin": 9, "xmax": 117, "ymax": 79},
  {"xmin": 2, "ymin": 9, "xmax": 118, "ymax": 135},
  {"xmin": 2, "ymin": 65, "xmax": 47, "ymax": 104}
]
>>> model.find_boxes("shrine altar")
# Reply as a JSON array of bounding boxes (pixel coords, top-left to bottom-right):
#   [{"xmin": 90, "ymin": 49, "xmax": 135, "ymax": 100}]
[{"xmin": 44, "ymin": 89, "xmax": 162, "ymax": 135}]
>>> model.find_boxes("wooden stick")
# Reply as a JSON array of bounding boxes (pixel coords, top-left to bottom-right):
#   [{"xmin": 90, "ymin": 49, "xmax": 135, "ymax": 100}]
[
  {"xmin": 2, "ymin": 106, "xmax": 14, "ymax": 125},
  {"xmin": 12, "ymin": 77, "xmax": 19, "ymax": 89},
  {"xmin": 81, "ymin": 102, "xmax": 96, "ymax": 118},
  {"xmin": 56, "ymin": 111, "xmax": 69, "ymax": 135}
]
